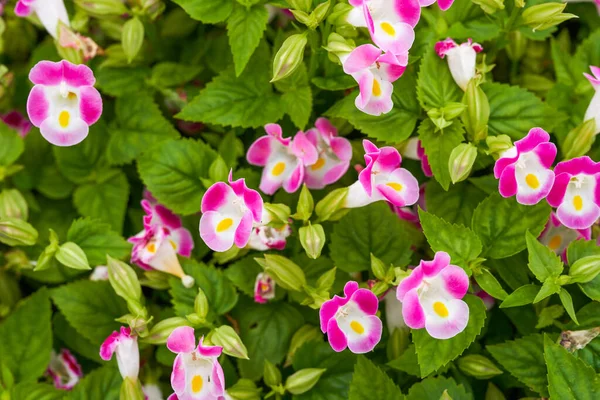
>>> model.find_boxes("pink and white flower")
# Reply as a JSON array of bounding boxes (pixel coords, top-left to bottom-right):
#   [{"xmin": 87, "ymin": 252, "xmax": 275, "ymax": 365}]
[
  {"xmin": 304, "ymin": 118, "xmax": 352, "ymax": 189},
  {"xmin": 166, "ymin": 326, "xmax": 225, "ymax": 400},
  {"xmin": 402, "ymin": 137, "xmax": 432, "ymax": 177},
  {"xmin": 383, "ymin": 288, "xmax": 407, "ymax": 333},
  {"xmin": 342, "ymin": 44, "xmax": 407, "ymax": 116},
  {"xmin": 539, "ymin": 212, "xmax": 591, "ymax": 260},
  {"xmin": 26, "ymin": 60, "xmax": 102, "ymax": 146},
  {"xmin": 319, "ymin": 281, "xmax": 383, "ymax": 354},
  {"xmin": 46, "ymin": 349, "xmax": 83, "ymax": 390},
  {"xmin": 100, "ymin": 327, "xmax": 140, "ymax": 381},
  {"xmin": 1, "ymin": 110, "xmax": 32, "ymax": 138},
  {"xmin": 247, "ymin": 209, "xmax": 292, "ymax": 251},
  {"xmin": 435, "ymin": 38, "xmax": 483, "ymax": 91},
  {"xmin": 584, "ymin": 66, "xmax": 600, "ymax": 135},
  {"xmin": 397, "ymin": 251, "xmax": 470, "ymax": 339},
  {"xmin": 247, "ymin": 123, "xmax": 318, "ymax": 194},
  {"xmin": 419, "ymin": 0, "xmax": 454, "ymax": 11},
  {"xmin": 254, "ymin": 272, "xmax": 276, "ymax": 304},
  {"xmin": 15, "ymin": 0, "xmax": 70, "ymax": 38},
  {"xmin": 345, "ymin": 140, "xmax": 420, "ymax": 209},
  {"xmin": 547, "ymin": 156, "xmax": 600, "ymax": 230},
  {"xmin": 200, "ymin": 172, "xmax": 263, "ymax": 252},
  {"xmin": 493, "ymin": 128, "xmax": 557, "ymax": 205},
  {"xmin": 472, "ymin": 284, "xmax": 495, "ymax": 311}
]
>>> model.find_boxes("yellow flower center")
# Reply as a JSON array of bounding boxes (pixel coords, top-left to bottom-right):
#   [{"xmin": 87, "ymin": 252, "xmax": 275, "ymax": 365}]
[
  {"xmin": 170, "ymin": 240, "xmax": 177, "ymax": 250},
  {"xmin": 350, "ymin": 320, "xmax": 364, "ymax": 334},
  {"xmin": 433, "ymin": 301, "xmax": 449, "ymax": 318},
  {"xmin": 548, "ymin": 235, "xmax": 562, "ymax": 251},
  {"xmin": 58, "ymin": 111, "xmax": 70, "ymax": 128},
  {"xmin": 386, "ymin": 182, "xmax": 403, "ymax": 191},
  {"xmin": 380, "ymin": 22, "xmax": 395, "ymax": 36},
  {"xmin": 146, "ymin": 243, "xmax": 156, "ymax": 253},
  {"xmin": 191, "ymin": 375, "xmax": 203, "ymax": 393},
  {"xmin": 311, "ymin": 158, "xmax": 326, "ymax": 171},
  {"xmin": 67, "ymin": 92, "xmax": 77, "ymax": 100},
  {"xmin": 216, "ymin": 218, "xmax": 233, "ymax": 232},
  {"xmin": 372, "ymin": 79, "xmax": 382, "ymax": 97},
  {"xmin": 272, "ymin": 162, "xmax": 286, "ymax": 177},
  {"xmin": 525, "ymin": 174, "xmax": 540, "ymax": 189},
  {"xmin": 573, "ymin": 195, "xmax": 583, "ymax": 211}
]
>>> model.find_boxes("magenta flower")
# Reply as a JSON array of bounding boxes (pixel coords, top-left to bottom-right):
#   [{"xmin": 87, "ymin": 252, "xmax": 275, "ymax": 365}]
[
  {"xmin": 419, "ymin": 0, "xmax": 454, "ymax": 11},
  {"xmin": 47, "ymin": 349, "xmax": 83, "ymax": 390},
  {"xmin": 435, "ymin": 38, "xmax": 483, "ymax": 91},
  {"xmin": 100, "ymin": 327, "xmax": 140, "ymax": 381},
  {"xmin": 345, "ymin": 140, "xmax": 420, "ymax": 209},
  {"xmin": 584, "ymin": 66, "xmax": 600, "ymax": 135},
  {"xmin": 547, "ymin": 156, "xmax": 600, "ymax": 230},
  {"xmin": 493, "ymin": 128, "xmax": 557, "ymax": 205},
  {"xmin": 15, "ymin": 0, "xmax": 69, "ymax": 38},
  {"xmin": 539, "ymin": 212, "xmax": 591, "ymax": 261},
  {"xmin": 304, "ymin": 118, "xmax": 352, "ymax": 189},
  {"xmin": 247, "ymin": 123, "xmax": 318, "ymax": 194},
  {"xmin": 247, "ymin": 210, "xmax": 292, "ymax": 251},
  {"xmin": 26, "ymin": 60, "xmax": 102, "ymax": 146},
  {"xmin": 199, "ymin": 172, "xmax": 263, "ymax": 252},
  {"xmin": 319, "ymin": 281, "xmax": 383, "ymax": 354},
  {"xmin": 1, "ymin": 110, "xmax": 32, "ymax": 138},
  {"xmin": 166, "ymin": 327, "xmax": 225, "ymax": 400},
  {"xmin": 254, "ymin": 272, "xmax": 276, "ymax": 304},
  {"xmin": 397, "ymin": 252, "xmax": 470, "ymax": 339}
]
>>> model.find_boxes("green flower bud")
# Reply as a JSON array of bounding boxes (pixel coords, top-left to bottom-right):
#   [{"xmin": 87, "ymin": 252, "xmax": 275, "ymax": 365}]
[
  {"xmin": 120, "ymin": 377, "xmax": 145, "ymax": 400},
  {"xmin": 441, "ymin": 102, "xmax": 467, "ymax": 120},
  {"xmin": 75, "ymin": 0, "xmax": 129, "ymax": 17},
  {"xmin": 285, "ymin": 368, "xmax": 326, "ymax": 395},
  {"xmin": 556, "ymin": 275, "xmax": 572, "ymax": 286},
  {"xmin": 506, "ymin": 31, "xmax": 527, "ymax": 62},
  {"xmin": 264, "ymin": 360, "xmax": 282, "ymax": 387},
  {"xmin": 316, "ymin": 267, "xmax": 336, "ymax": 291},
  {"xmin": 0, "ymin": 217, "xmax": 38, "ymax": 247},
  {"xmin": 310, "ymin": 1, "xmax": 331, "ymax": 28},
  {"xmin": 290, "ymin": 10, "xmax": 313, "ymax": 27},
  {"xmin": 370, "ymin": 281, "xmax": 389, "ymax": 297},
  {"xmin": 562, "ymin": 119, "xmax": 596, "ymax": 160},
  {"xmin": 208, "ymin": 156, "xmax": 228, "ymax": 183},
  {"xmin": 472, "ymin": 0, "xmax": 504, "ymax": 14},
  {"xmin": 285, "ymin": 325, "xmax": 322, "ymax": 366},
  {"xmin": 485, "ymin": 135, "xmax": 513, "ymax": 159},
  {"xmin": 139, "ymin": 0, "xmax": 165, "ymax": 20},
  {"xmin": 144, "ymin": 317, "xmax": 190, "ymax": 344},
  {"xmin": 569, "ymin": 255, "xmax": 600, "ymax": 283},
  {"xmin": 323, "ymin": 32, "xmax": 355, "ymax": 62},
  {"xmin": 210, "ymin": 325, "xmax": 249, "ymax": 359},
  {"xmin": 194, "ymin": 288, "xmax": 209, "ymax": 319},
  {"xmin": 448, "ymin": 143, "xmax": 478, "ymax": 184},
  {"xmin": 457, "ymin": 354, "xmax": 503, "ymax": 379},
  {"xmin": 327, "ymin": 3, "xmax": 354, "ymax": 26},
  {"xmin": 226, "ymin": 379, "xmax": 262, "ymax": 400},
  {"xmin": 272, "ymin": 32, "xmax": 308, "ymax": 83},
  {"xmin": 55, "ymin": 242, "xmax": 90, "ymax": 270},
  {"xmin": 299, "ymin": 223, "xmax": 326, "ymax": 259},
  {"xmin": 292, "ymin": 184, "xmax": 314, "ymax": 222},
  {"xmin": 485, "ymin": 382, "xmax": 506, "ymax": 400},
  {"xmin": 521, "ymin": 3, "xmax": 577, "ymax": 31},
  {"xmin": 107, "ymin": 256, "xmax": 142, "ymax": 303},
  {"xmin": 462, "ymin": 80, "xmax": 490, "ymax": 142},
  {"xmin": 260, "ymin": 254, "xmax": 307, "ymax": 292},
  {"xmin": 122, "ymin": 17, "xmax": 144, "ymax": 63},
  {"xmin": 264, "ymin": 203, "xmax": 292, "ymax": 227},
  {"xmin": 288, "ymin": 0, "xmax": 313, "ymax": 12},
  {"xmin": 370, "ymin": 253, "xmax": 387, "ymax": 280},
  {"xmin": 514, "ymin": 0, "xmax": 525, "ymax": 7},
  {"xmin": 0, "ymin": 190, "xmax": 28, "ymax": 221},
  {"xmin": 315, "ymin": 187, "xmax": 348, "ymax": 222}
]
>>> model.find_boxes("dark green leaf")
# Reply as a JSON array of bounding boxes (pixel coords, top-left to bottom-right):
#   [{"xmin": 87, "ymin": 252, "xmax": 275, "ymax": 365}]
[
  {"xmin": 67, "ymin": 366, "xmax": 122, "ymax": 400},
  {"xmin": 227, "ymin": 4, "xmax": 269, "ymax": 76},
  {"xmin": 525, "ymin": 231, "xmax": 563, "ymax": 282},
  {"xmin": 406, "ymin": 376, "xmax": 472, "ymax": 400},
  {"xmin": 417, "ymin": 46, "xmax": 463, "ymax": 110},
  {"xmin": 425, "ymin": 180, "xmax": 486, "ymax": 226},
  {"xmin": 67, "ymin": 218, "xmax": 131, "ymax": 266},
  {"xmin": 348, "ymin": 356, "xmax": 403, "ymax": 400},
  {"xmin": 171, "ymin": 0, "xmax": 234, "ymax": 23}
]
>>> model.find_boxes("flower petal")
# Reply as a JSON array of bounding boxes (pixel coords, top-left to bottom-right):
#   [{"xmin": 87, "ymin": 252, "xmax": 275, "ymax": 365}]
[
  {"xmin": 40, "ymin": 116, "xmax": 89, "ymax": 147},
  {"xmin": 424, "ymin": 298, "xmax": 469, "ymax": 339},
  {"xmin": 342, "ymin": 44, "xmax": 382, "ymax": 75},
  {"xmin": 199, "ymin": 210, "xmax": 237, "ymax": 252},
  {"xmin": 291, "ymin": 131, "xmax": 319, "ymax": 166},
  {"xmin": 167, "ymin": 326, "xmax": 197, "ymax": 354},
  {"xmin": 401, "ymin": 289, "xmax": 425, "ymax": 329},
  {"xmin": 233, "ymin": 211, "xmax": 253, "ymax": 248},
  {"xmin": 420, "ymin": 251, "xmax": 451, "ymax": 278},
  {"xmin": 26, "ymin": 85, "xmax": 50, "ymax": 127},
  {"xmin": 246, "ymin": 136, "xmax": 272, "ymax": 166},
  {"xmin": 439, "ymin": 265, "xmax": 469, "ymax": 299},
  {"xmin": 327, "ymin": 318, "xmax": 349, "ymax": 352},
  {"xmin": 79, "ymin": 86, "xmax": 103, "ymax": 126},
  {"xmin": 346, "ymin": 315, "xmax": 382, "ymax": 354},
  {"xmin": 201, "ymin": 182, "xmax": 236, "ymax": 213}
]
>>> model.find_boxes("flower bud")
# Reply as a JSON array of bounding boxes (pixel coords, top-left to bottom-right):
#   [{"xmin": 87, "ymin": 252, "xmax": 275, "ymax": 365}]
[
  {"xmin": 260, "ymin": 254, "xmax": 307, "ymax": 292},
  {"xmin": 194, "ymin": 288, "xmax": 209, "ymax": 319},
  {"xmin": 272, "ymin": 32, "xmax": 308, "ymax": 83},
  {"xmin": 264, "ymin": 203, "xmax": 292, "ymax": 227},
  {"xmin": 485, "ymin": 382, "xmax": 506, "ymax": 400},
  {"xmin": 293, "ymin": 184, "xmax": 314, "ymax": 222},
  {"xmin": 310, "ymin": 1, "xmax": 331, "ymax": 28},
  {"xmin": 122, "ymin": 17, "xmax": 144, "ymax": 64},
  {"xmin": 569, "ymin": 255, "xmax": 600, "ymax": 283},
  {"xmin": 448, "ymin": 143, "xmax": 478, "ymax": 184},
  {"xmin": 75, "ymin": 0, "xmax": 128, "ymax": 17},
  {"xmin": 285, "ymin": 325, "xmax": 322, "ymax": 366},
  {"xmin": 506, "ymin": 31, "xmax": 527, "ymax": 62},
  {"xmin": 208, "ymin": 156, "xmax": 228, "ymax": 183},
  {"xmin": 323, "ymin": 33, "xmax": 355, "ymax": 61},
  {"xmin": 485, "ymin": 135, "xmax": 513, "ymax": 159},
  {"xmin": 264, "ymin": 360, "xmax": 282, "ymax": 387},
  {"xmin": 315, "ymin": 187, "xmax": 348, "ymax": 222},
  {"xmin": 299, "ymin": 223, "xmax": 325, "ymax": 260},
  {"xmin": 107, "ymin": 256, "xmax": 142, "ymax": 303},
  {"xmin": 457, "ymin": 354, "xmax": 503, "ymax": 379},
  {"xmin": 285, "ymin": 368, "xmax": 326, "ymax": 395},
  {"xmin": 139, "ymin": 0, "xmax": 165, "ymax": 20},
  {"xmin": 370, "ymin": 281, "xmax": 389, "ymax": 297},
  {"xmin": 288, "ymin": 0, "xmax": 313, "ymax": 12},
  {"xmin": 316, "ymin": 267, "xmax": 336, "ymax": 291},
  {"xmin": 120, "ymin": 377, "xmax": 145, "ymax": 400},
  {"xmin": 327, "ymin": 3, "xmax": 354, "ymax": 26},
  {"xmin": 0, "ymin": 217, "xmax": 38, "ymax": 246},
  {"xmin": 0, "ymin": 189, "xmax": 28, "ymax": 220},
  {"xmin": 55, "ymin": 242, "xmax": 90, "ymax": 270},
  {"xmin": 370, "ymin": 253, "xmax": 387, "ymax": 280},
  {"xmin": 472, "ymin": 0, "xmax": 504, "ymax": 14},
  {"xmin": 226, "ymin": 379, "xmax": 262, "ymax": 400},
  {"xmin": 462, "ymin": 81, "xmax": 490, "ymax": 142},
  {"xmin": 210, "ymin": 325, "xmax": 249, "ymax": 359},
  {"xmin": 521, "ymin": 3, "xmax": 576, "ymax": 31},
  {"xmin": 144, "ymin": 317, "xmax": 190, "ymax": 344},
  {"xmin": 562, "ymin": 119, "xmax": 596, "ymax": 160},
  {"xmin": 441, "ymin": 102, "xmax": 467, "ymax": 120}
]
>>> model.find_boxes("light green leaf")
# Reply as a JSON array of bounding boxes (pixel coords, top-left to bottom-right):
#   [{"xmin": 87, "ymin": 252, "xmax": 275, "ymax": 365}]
[
  {"xmin": 387, "ymin": 344, "xmax": 420, "ymax": 377},
  {"xmin": 406, "ymin": 376, "xmax": 472, "ymax": 400},
  {"xmin": 413, "ymin": 295, "xmax": 486, "ymax": 377},
  {"xmin": 487, "ymin": 334, "xmax": 548, "ymax": 396},
  {"xmin": 474, "ymin": 268, "xmax": 508, "ymax": 300},
  {"xmin": 533, "ymin": 279, "xmax": 561, "ymax": 303},
  {"xmin": 417, "ymin": 46, "xmax": 463, "ymax": 110},
  {"xmin": 0, "ymin": 123, "xmax": 24, "ymax": 166},
  {"xmin": 536, "ymin": 304, "xmax": 565, "ymax": 329},
  {"xmin": 150, "ymin": 62, "xmax": 203, "ymax": 88},
  {"xmin": 95, "ymin": 67, "xmax": 151, "ymax": 97},
  {"xmin": 278, "ymin": 64, "xmax": 313, "ymax": 130},
  {"xmin": 67, "ymin": 218, "xmax": 131, "ymax": 266},
  {"xmin": 10, "ymin": 382, "xmax": 63, "ymax": 400},
  {"xmin": 36, "ymin": 164, "xmax": 75, "ymax": 200},
  {"xmin": 425, "ymin": 180, "xmax": 486, "ymax": 226},
  {"xmin": 567, "ymin": 240, "xmax": 600, "ymax": 301},
  {"xmin": 525, "ymin": 230, "xmax": 563, "ymax": 282},
  {"xmin": 472, "ymin": 193, "xmax": 550, "ymax": 259},
  {"xmin": 53, "ymin": 313, "xmax": 102, "ymax": 362},
  {"xmin": 444, "ymin": 0, "xmax": 501, "ymax": 41},
  {"xmin": 550, "ymin": 39, "xmax": 585, "ymax": 87},
  {"xmin": 349, "ymin": 356, "xmax": 403, "ymax": 400},
  {"xmin": 138, "ymin": 138, "xmax": 217, "ymax": 215},
  {"xmin": 67, "ymin": 366, "xmax": 122, "ymax": 400},
  {"xmin": 227, "ymin": 4, "xmax": 269, "ymax": 76},
  {"xmin": 574, "ymin": 29, "xmax": 600, "ymax": 73},
  {"xmin": 172, "ymin": 0, "xmax": 234, "ymax": 23},
  {"xmin": 558, "ymin": 289, "xmax": 579, "ymax": 325},
  {"xmin": 500, "ymin": 284, "xmax": 540, "ymax": 308}
]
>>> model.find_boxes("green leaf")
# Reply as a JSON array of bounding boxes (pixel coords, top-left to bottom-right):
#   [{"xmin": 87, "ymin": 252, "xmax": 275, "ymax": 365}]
[
  {"xmin": 67, "ymin": 366, "xmax": 122, "ymax": 400},
  {"xmin": 172, "ymin": 0, "xmax": 234, "ymax": 23},
  {"xmin": 0, "ymin": 123, "xmax": 24, "ymax": 166},
  {"xmin": 36, "ymin": 164, "xmax": 75, "ymax": 199},
  {"xmin": 419, "ymin": 209, "xmax": 482, "ymax": 270},
  {"xmin": 425, "ymin": 180, "xmax": 486, "ymax": 226},
  {"xmin": 10, "ymin": 382, "xmax": 64, "ymax": 400},
  {"xmin": 0, "ymin": 288, "xmax": 52, "ymax": 383},
  {"xmin": 550, "ymin": 39, "xmax": 585, "ymax": 87},
  {"xmin": 278, "ymin": 64, "xmax": 313, "ymax": 130},
  {"xmin": 95, "ymin": 67, "xmax": 151, "ymax": 97},
  {"xmin": 533, "ymin": 279, "xmax": 561, "ymax": 303},
  {"xmin": 536, "ymin": 304, "xmax": 565, "ymax": 329},
  {"xmin": 348, "ymin": 356, "xmax": 403, "ymax": 400},
  {"xmin": 106, "ymin": 93, "xmax": 180, "ymax": 165},
  {"xmin": 544, "ymin": 334, "xmax": 600, "ymax": 399},
  {"xmin": 567, "ymin": 240, "xmax": 600, "ymax": 301},
  {"xmin": 413, "ymin": 295, "xmax": 486, "ymax": 377},
  {"xmin": 53, "ymin": 313, "xmax": 102, "ymax": 362},
  {"xmin": 138, "ymin": 138, "xmax": 217, "ymax": 215},
  {"xmin": 406, "ymin": 376, "xmax": 472, "ymax": 400},
  {"xmin": 233, "ymin": 300, "xmax": 304, "ymax": 380},
  {"xmin": 474, "ymin": 268, "xmax": 508, "ymax": 300},
  {"xmin": 525, "ymin": 230, "xmax": 563, "ymax": 282},
  {"xmin": 500, "ymin": 284, "xmax": 540, "ymax": 308},
  {"xmin": 487, "ymin": 334, "xmax": 548, "ymax": 396},
  {"xmin": 484, "ymin": 82, "xmax": 564, "ymax": 140},
  {"xmin": 150, "ymin": 62, "xmax": 203, "ymax": 88},
  {"xmin": 227, "ymin": 4, "xmax": 268, "ymax": 76},
  {"xmin": 51, "ymin": 281, "xmax": 128, "ymax": 345},
  {"xmin": 329, "ymin": 203, "xmax": 415, "ymax": 273},
  {"xmin": 73, "ymin": 170, "xmax": 130, "ymax": 233},
  {"xmin": 487, "ymin": 251, "xmax": 530, "ymax": 291},
  {"xmin": 418, "ymin": 119, "xmax": 465, "ymax": 190},
  {"xmin": 67, "ymin": 218, "xmax": 131, "ymax": 266},
  {"xmin": 558, "ymin": 289, "xmax": 579, "ymax": 325},
  {"xmin": 387, "ymin": 344, "xmax": 420, "ymax": 377},
  {"xmin": 574, "ymin": 29, "xmax": 600, "ymax": 73},
  {"xmin": 417, "ymin": 46, "xmax": 463, "ymax": 110},
  {"xmin": 170, "ymin": 260, "xmax": 238, "ymax": 317},
  {"xmin": 224, "ymin": 256, "xmax": 263, "ymax": 297},
  {"xmin": 472, "ymin": 193, "xmax": 550, "ymax": 259}
]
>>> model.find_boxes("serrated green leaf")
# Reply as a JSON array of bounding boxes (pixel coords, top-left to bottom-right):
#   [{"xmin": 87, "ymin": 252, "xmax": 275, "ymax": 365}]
[
  {"xmin": 525, "ymin": 230, "xmax": 563, "ymax": 282},
  {"xmin": 349, "ymin": 356, "xmax": 403, "ymax": 400},
  {"xmin": 533, "ymin": 279, "xmax": 561, "ymax": 303},
  {"xmin": 172, "ymin": 0, "xmax": 234, "ymax": 23},
  {"xmin": 387, "ymin": 344, "xmax": 420, "ymax": 377},
  {"xmin": 67, "ymin": 366, "xmax": 122, "ymax": 400},
  {"xmin": 425, "ymin": 180, "xmax": 486, "ymax": 226},
  {"xmin": 406, "ymin": 376, "xmax": 473, "ymax": 400},
  {"xmin": 0, "ymin": 123, "xmax": 24, "ymax": 166},
  {"xmin": 558, "ymin": 289, "xmax": 579, "ymax": 325},
  {"xmin": 414, "ymin": 295, "xmax": 486, "ymax": 377},
  {"xmin": 66, "ymin": 218, "xmax": 131, "ymax": 266},
  {"xmin": 224, "ymin": 256, "xmax": 263, "ymax": 297},
  {"xmin": 95, "ymin": 67, "xmax": 151, "ymax": 97},
  {"xmin": 536, "ymin": 304, "xmax": 565, "ymax": 329},
  {"xmin": 10, "ymin": 382, "xmax": 63, "ymax": 400},
  {"xmin": 53, "ymin": 313, "xmax": 101, "ymax": 362},
  {"xmin": 227, "ymin": 4, "xmax": 268, "ymax": 76},
  {"xmin": 474, "ymin": 268, "xmax": 508, "ymax": 300},
  {"xmin": 417, "ymin": 46, "xmax": 463, "ymax": 110},
  {"xmin": 574, "ymin": 29, "xmax": 600, "ymax": 72},
  {"xmin": 500, "ymin": 284, "xmax": 540, "ymax": 308}
]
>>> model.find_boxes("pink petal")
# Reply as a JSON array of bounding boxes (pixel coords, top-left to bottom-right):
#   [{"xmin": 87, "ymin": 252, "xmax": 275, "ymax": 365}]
[
  {"xmin": 554, "ymin": 156, "xmax": 600, "ymax": 176},
  {"xmin": 79, "ymin": 86, "xmax": 103, "ymax": 126},
  {"xmin": 435, "ymin": 38, "xmax": 457, "ymax": 58},
  {"xmin": 199, "ymin": 211, "xmax": 236, "ymax": 252},
  {"xmin": 201, "ymin": 182, "xmax": 235, "ymax": 213},
  {"xmin": 421, "ymin": 251, "xmax": 451, "ymax": 278},
  {"xmin": 350, "ymin": 288, "xmax": 379, "ymax": 315},
  {"xmin": 343, "ymin": 44, "xmax": 382, "ymax": 75},
  {"xmin": 515, "ymin": 169, "xmax": 554, "ymax": 206},
  {"xmin": 315, "ymin": 117, "xmax": 338, "ymax": 137},
  {"xmin": 233, "ymin": 211, "xmax": 253, "ymax": 248},
  {"xmin": 395, "ymin": 0, "xmax": 421, "ymax": 27},
  {"xmin": 210, "ymin": 357, "xmax": 226, "ymax": 397},
  {"xmin": 514, "ymin": 127, "xmax": 550, "ymax": 154},
  {"xmin": 498, "ymin": 164, "xmax": 518, "ymax": 199},
  {"xmin": 282, "ymin": 161, "xmax": 304, "ymax": 193},
  {"xmin": 167, "ymin": 326, "xmax": 196, "ymax": 354},
  {"xmin": 292, "ymin": 131, "xmax": 319, "ymax": 166},
  {"xmin": 355, "ymin": 71, "xmax": 374, "ymax": 110},
  {"xmin": 26, "ymin": 85, "xmax": 49, "ymax": 127},
  {"xmin": 171, "ymin": 227, "xmax": 194, "ymax": 257},
  {"xmin": 170, "ymin": 355, "xmax": 186, "ymax": 395},
  {"xmin": 556, "ymin": 204, "xmax": 600, "ymax": 230},
  {"xmin": 397, "ymin": 266, "xmax": 424, "ymax": 301},
  {"xmin": 327, "ymin": 319, "xmax": 349, "ymax": 352},
  {"xmin": 243, "ymin": 187, "xmax": 263, "ymax": 222},
  {"xmin": 401, "ymin": 289, "xmax": 425, "ymax": 329},
  {"xmin": 376, "ymin": 168, "xmax": 420, "ymax": 207},
  {"xmin": 356, "ymin": 81, "xmax": 394, "ymax": 116},
  {"xmin": 377, "ymin": 53, "xmax": 407, "ymax": 82},
  {"xmin": 547, "ymin": 172, "xmax": 571, "ymax": 208},
  {"xmin": 29, "ymin": 61, "xmax": 63, "ymax": 85},
  {"xmin": 437, "ymin": 0, "xmax": 455, "ymax": 11},
  {"xmin": 439, "ymin": 265, "xmax": 469, "ymax": 299},
  {"xmin": 247, "ymin": 136, "xmax": 272, "ymax": 166},
  {"xmin": 99, "ymin": 330, "xmax": 120, "ymax": 360},
  {"xmin": 62, "ymin": 61, "xmax": 96, "ymax": 87},
  {"xmin": 14, "ymin": 1, "xmax": 33, "ymax": 16},
  {"xmin": 375, "ymin": 147, "xmax": 402, "ymax": 173},
  {"xmin": 346, "ymin": 315, "xmax": 382, "ymax": 354},
  {"xmin": 259, "ymin": 172, "xmax": 284, "ymax": 195},
  {"xmin": 198, "ymin": 336, "xmax": 223, "ymax": 358},
  {"xmin": 425, "ymin": 299, "xmax": 469, "ymax": 339},
  {"xmin": 330, "ymin": 136, "xmax": 353, "ymax": 161},
  {"xmin": 322, "ymin": 162, "xmax": 350, "ymax": 187},
  {"xmin": 532, "ymin": 142, "xmax": 557, "ymax": 169}
]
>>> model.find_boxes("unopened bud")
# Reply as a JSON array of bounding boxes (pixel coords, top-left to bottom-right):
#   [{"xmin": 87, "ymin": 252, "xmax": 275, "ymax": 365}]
[
  {"xmin": 285, "ymin": 368, "xmax": 326, "ymax": 395},
  {"xmin": 521, "ymin": 3, "xmax": 577, "ymax": 31},
  {"xmin": 462, "ymin": 80, "xmax": 490, "ymax": 142},
  {"xmin": 264, "ymin": 360, "xmax": 282, "ymax": 387},
  {"xmin": 120, "ymin": 377, "xmax": 145, "ymax": 400},
  {"xmin": 506, "ymin": 30, "xmax": 527, "ymax": 61},
  {"xmin": 327, "ymin": 3, "xmax": 354, "ymax": 26},
  {"xmin": 472, "ymin": 0, "xmax": 504, "ymax": 14},
  {"xmin": 139, "ymin": 0, "xmax": 165, "ymax": 20},
  {"xmin": 208, "ymin": 156, "xmax": 228, "ymax": 183},
  {"xmin": 210, "ymin": 325, "xmax": 249, "ymax": 359},
  {"xmin": 272, "ymin": 32, "xmax": 308, "ymax": 82},
  {"xmin": 293, "ymin": 184, "xmax": 314, "ymax": 222},
  {"xmin": 315, "ymin": 187, "xmax": 348, "ymax": 221},
  {"xmin": 323, "ymin": 32, "xmax": 355, "ymax": 62},
  {"xmin": 56, "ymin": 242, "xmax": 90, "ymax": 270},
  {"xmin": 485, "ymin": 135, "xmax": 513, "ymax": 159},
  {"xmin": 299, "ymin": 223, "xmax": 325, "ymax": 259},
  {"xmin": 562, "ymin": 119, "xmax": 596, "ymax": 160},
  {"xmin": 448, "ymin": 143, "xmax": 478, "ymax": 184},
  {"xmin": 370, "ymin": 253, "xmax": 387, "ymax": 280},
  {"xmin": 264, "ymin": 203, "xmax": 291, "ymax": 227},
  {"xmin": 0, "ymin": 218, "xmax": 38, "ymax": 246},
  {"xmin": 441, "ymin": 102, "xmax": 467, "ymax": 120},
  {"xmin": 457, "ymin": 354, "xmax": 503, "ymax": 379},
  {"xmin": 194, "ymin": 288, "xmax": 209, "ymax": 319},
  {"xmin": 122, "ymin": 17, "xmax": 144, "ymax": 63},
  {"xmin": 0, "ymin": 189, "xmax": 28, "ymax": 220},
  {"xmin": 485, "ymin": 382, "xmax": 506, "ymax": 400},
  {"xmin": 226, "ymin": 378, "xmax": 262, "ymax": 400},
  {"xmin": 259, "ymin": 254, "xmax": 307, "ymax": 292},
  {"xmin": 569, "ymin": 255, "xmax": 600, "ymax": 283},
  {"xmin": 144, "ymin": 317, "xmax": 190, "ymax": 344},
  {"xmin": 288, "ymin": 0, "xmax": 313, "ymax": 12},
  {"xmin": 107, "ymin": 256, "xmax": 142, "ymax": 302},
  {"xmin": 75, "ymin": 0, "xmax": 128, "ymax": 17},
  {"xmin": 310, "ymin": 1, "xmax": 331, "ymax": 28},
  {"xmin": 285, "ymin": 325, "xmax": 322, "ymax": 366}
]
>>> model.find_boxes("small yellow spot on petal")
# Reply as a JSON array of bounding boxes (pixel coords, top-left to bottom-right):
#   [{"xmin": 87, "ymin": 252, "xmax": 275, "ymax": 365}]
[
  {"xmin": 67, "ymin": 92, "xmax": 77, "ymax": 100},
  {"xmin": 525, "ymin": 174, "xmax": 540, "ymax": 189},
  {"xmin": 386, "ymin": 182, "xmax": 403, "ymax": 191},
  {"xmin": 380, "ymin": 22, "xmax": 396, "ymax": 36},
  {"xmin": 147, "ymin": 243, "xmax": 156, "ymax": 253},
  {"xmin": 216, "ymin": 218, "xmax": 233, "ymax": 233},
  {"xmin": 272, "ymin": 162, "xmax": 286, "ymax": 177},
  {"xmin": 350, "ymin": 320, "xmax": 365, "ymax": 334},
  {"xmin": 372, "ymin": 79, "xmax": 382, "ymax": 97},
  {"xmin": 170, "ymin": 240, "xmax": 177, "ymax": 250},
  {"xmin": 573, "ymin": 195, "xmax": 583, "ymax": 211},
  {"xmin": 311, "ymin": 158, "xmax": 326, "ymax": 171},
  {"xmin": 191, "ymin": 375, "xmax": 203, "ymax": 393},
  {"xmin": 58, "ymin": 111, "xmax": 70, "ymax": 128},
  {"xmin": 433, "ymin": 301, "xmax": 449, "ymax": 318},
  {"xmin": 548, "ymin": 235, "xmax": 562, "ymax": 251},
  {"xmin": 260, "ymin": 282, "xmax": 270, "ymax": 291}
]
